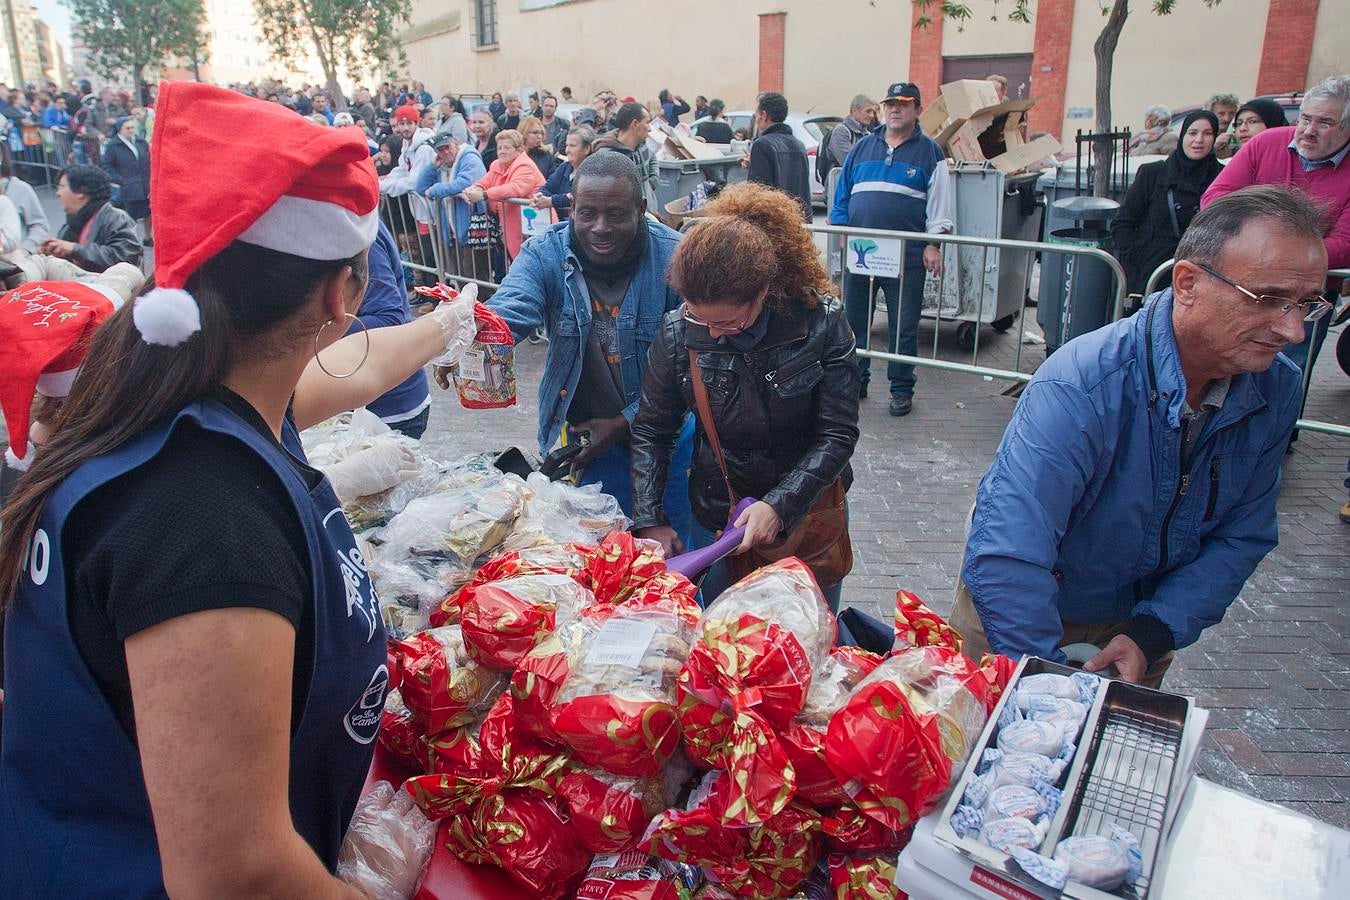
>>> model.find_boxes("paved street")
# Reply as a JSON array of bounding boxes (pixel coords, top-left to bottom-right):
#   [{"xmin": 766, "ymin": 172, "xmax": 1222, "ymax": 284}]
[{"xmin": 17, "ymin": 185, "xmax": 1350, "ymax": 825}]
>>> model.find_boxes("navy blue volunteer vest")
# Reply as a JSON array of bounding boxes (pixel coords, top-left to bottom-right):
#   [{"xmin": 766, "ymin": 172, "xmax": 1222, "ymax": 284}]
[{"xmin": 0, "ymin": 399, "xmax": 389, "ymax": 897}]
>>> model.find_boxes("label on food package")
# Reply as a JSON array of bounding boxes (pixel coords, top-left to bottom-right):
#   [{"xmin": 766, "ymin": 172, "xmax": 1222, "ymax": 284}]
[
  {"xmin": 585, "ymin": 618, "xmax": 658, "ymax": 669},
  {"xmin": 458, "ymin": 348, "xmax": 487, "ymax": 382}
]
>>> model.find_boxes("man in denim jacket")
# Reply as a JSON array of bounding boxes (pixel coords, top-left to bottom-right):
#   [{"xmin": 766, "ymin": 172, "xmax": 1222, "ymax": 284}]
[
  {"xmin": 955, "ymin": 187, "xmax": 1331, "ymax": 686},
  {"xmin": 446, "ymin": 152, "xmax": 704, "ymax": 548}
]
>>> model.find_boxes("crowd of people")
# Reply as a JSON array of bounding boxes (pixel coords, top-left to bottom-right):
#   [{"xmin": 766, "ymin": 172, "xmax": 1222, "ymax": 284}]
[{"xmin": 0, "ymin": 63, "xmax": 1345, "ymax": 894}]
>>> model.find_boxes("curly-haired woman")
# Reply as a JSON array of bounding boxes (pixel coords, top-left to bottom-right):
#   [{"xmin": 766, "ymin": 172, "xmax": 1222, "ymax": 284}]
[{"xmin": 629, "ymin": 182, "xmax": 860, "ymax": 607}]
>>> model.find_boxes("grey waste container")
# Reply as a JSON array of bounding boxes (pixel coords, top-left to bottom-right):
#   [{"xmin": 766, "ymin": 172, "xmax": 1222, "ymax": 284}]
[
  {"xmin": 655, "ymin": 156, "xmax": 746, "ymax": 209},
  {"xmin": 1037, "ymin": 196, "xmax": 1120, "ymax": 355}
]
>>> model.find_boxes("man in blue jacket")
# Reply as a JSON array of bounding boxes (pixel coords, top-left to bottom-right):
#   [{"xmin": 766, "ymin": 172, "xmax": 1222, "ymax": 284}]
[
  {"xmin": 955, "ymin": 186, "xmax": 1331, "ymax": 686},
  {"xmin": 830, "ymin": 82, "xmax": 953, "ymax": 417},
  {"xmin": 351, "ymin": 220, "xmax": 432, "ymax": 437},
  {"xmin": 414, "ymin": 132, "xmax": 488, "ymax": 282},
  {"xmin": 437, "ymin": 152, "xmax": 704, "ymax": 549}
]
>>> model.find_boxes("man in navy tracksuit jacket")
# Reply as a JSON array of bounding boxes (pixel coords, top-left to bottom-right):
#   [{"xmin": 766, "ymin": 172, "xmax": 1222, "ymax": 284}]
[
  {"xmin": 349, "ymin": 220, "xmax": 432, "ymax": 437},
  {"xmin": 830, "ymin": 82, "xmax": 953, "ymax": 417}
]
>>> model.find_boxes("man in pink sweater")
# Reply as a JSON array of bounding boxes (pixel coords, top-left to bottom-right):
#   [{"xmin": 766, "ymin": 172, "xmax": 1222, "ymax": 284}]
[{"xmin": 1203, "ymin": 75, "xmax": 1350, "ymax": 268}]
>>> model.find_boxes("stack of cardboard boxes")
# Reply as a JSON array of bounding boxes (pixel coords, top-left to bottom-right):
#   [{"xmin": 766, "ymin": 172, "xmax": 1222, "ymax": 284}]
[{"xmin": 920, "ymin": 79, "xmax": 1061, "ymax": 173}]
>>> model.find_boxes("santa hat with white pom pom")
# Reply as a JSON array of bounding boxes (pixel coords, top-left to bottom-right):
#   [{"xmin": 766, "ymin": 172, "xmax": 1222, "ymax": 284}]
[{"xmin": 134, "ymin": 81, "xmax": 380, "ymax": 347}]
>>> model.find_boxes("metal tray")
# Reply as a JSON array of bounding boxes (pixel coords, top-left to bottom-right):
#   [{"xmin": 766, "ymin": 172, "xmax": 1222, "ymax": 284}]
[{"xmin": 932, "ymin": 657, "xmax": 1194, "ymax": 900}]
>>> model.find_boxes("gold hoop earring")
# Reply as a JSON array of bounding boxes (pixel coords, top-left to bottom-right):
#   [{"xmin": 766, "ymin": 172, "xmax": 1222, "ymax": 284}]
[{"xmin": 313, "ymin": 313, "xmax": 370, "ymax": 379}]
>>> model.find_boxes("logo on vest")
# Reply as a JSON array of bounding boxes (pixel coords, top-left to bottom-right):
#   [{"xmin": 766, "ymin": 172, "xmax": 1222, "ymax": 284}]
[
  {"xmin": 344, "ymin": 664, "xmax": 389, "ymax": 745},
  {"xmin": 324, "ymin": 508, "xmax": 380, "ymax": 643},
  {"xmin": 22, "ymin": 528, "xmax": 50, "ymax": 586}
]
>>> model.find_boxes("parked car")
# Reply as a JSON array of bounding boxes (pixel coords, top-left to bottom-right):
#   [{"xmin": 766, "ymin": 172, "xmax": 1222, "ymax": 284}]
[{"xmin": 689, "ymin": 111, "xmax": 842, "ymax": 206}]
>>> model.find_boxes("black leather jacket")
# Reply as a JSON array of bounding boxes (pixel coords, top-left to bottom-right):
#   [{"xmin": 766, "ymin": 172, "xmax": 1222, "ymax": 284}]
[{"xmin": 630, "ymin": 296, "xmax": 860, "ymax": 535}]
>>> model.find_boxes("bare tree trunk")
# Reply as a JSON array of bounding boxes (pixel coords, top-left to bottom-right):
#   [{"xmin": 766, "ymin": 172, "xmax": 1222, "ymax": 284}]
[{"xmin": 1092, "ymin": 0, "xmax": 1129, "ymax": 197}]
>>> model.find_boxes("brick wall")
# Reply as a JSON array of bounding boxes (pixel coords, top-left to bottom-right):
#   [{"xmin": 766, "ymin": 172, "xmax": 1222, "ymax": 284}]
[
  {"xmin": 758, "ymin": 12, "xmax": 786, "ymax": 94},
  {"xmin": 908, "ymin": 4, "xmax": 942, "ymax": 103},
  {"xmin": 1256, "ymin": 0, "xmax": 1320, "ymax": 95},
  {"xmin": 1029, "ymin": 0, "xmax": 1075, "ymax": 136}
]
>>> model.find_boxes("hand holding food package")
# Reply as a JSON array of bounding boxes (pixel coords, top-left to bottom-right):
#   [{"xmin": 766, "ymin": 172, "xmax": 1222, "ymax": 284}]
[{"xmin": 676, "ymin": 558, "xmax": 836, "ymax": 826}]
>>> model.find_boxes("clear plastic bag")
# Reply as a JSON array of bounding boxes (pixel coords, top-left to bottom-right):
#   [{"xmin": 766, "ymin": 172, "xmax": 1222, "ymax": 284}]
[
  {"xmin": 338, "ymin": 781, "xmax": 438, "ymax": 899},
  {"xmin": 503, "ymin": 473, "xmax": 631, "ymax": 552}
]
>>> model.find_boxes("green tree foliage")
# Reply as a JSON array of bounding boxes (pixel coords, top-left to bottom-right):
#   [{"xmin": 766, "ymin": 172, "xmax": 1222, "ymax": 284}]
[
  {"xmin": 66, "ymin": 0, "xmax": 206, "ymax": 101},
  {"xmin": 252, "ymin": 0, "xmax": 412, "ymax": 110}
]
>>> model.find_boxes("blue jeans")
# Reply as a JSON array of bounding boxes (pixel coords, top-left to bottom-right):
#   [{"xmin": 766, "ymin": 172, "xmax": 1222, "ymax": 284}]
[
  {"xmin": 843, "ymin": 267, "xmax": 925, "ymax": 398},
  {"xmin": 577, "ymin": 414, "xmax": 711, "ymax": 552},
  {"xmin": 386, "ymin": 407, "xmax": 430, "ymax": 440}
]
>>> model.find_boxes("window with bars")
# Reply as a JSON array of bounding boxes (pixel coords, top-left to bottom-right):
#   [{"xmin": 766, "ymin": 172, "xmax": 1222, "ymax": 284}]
[{"xmin": 473, "ymin": 0, "xmax": 499, "ymax": 49}]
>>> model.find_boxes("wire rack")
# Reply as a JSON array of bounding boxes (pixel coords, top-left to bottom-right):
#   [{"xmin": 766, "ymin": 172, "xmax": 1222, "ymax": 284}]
[{"xmin": 1063, "ymin": 699, "xmax": 1185, "ymax": 898}]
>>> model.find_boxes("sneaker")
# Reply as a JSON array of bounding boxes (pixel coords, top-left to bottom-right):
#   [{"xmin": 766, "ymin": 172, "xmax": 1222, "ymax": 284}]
[
  {"xmin": 889, "ymin": 395, "xmax": 913, "ymax": 417},
  {"xmin": 1341, "ymin": 497, "xmax": 1350, "ymax": 525}
]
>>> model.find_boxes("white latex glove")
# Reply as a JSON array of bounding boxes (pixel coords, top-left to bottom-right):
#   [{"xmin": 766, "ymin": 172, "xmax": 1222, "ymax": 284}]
[
  {"xmin": 325, "ymin": 440, "xmax": 421, "ymax": 503},
  {"xmin": 428, "ymin": 281, "xmax": 479, "ymax": 367}
]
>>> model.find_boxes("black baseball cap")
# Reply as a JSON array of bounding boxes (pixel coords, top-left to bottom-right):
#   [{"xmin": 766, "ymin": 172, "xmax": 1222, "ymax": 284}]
[
  {"xmin": 883, "ymin": 82, "xmax": 921, "ymax": 104},
  {"xmin": 431, "ymin": 132, "xmax": 456, "ymax": 149}
]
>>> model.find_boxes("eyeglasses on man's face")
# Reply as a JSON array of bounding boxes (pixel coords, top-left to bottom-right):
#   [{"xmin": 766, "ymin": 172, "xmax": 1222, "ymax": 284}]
[{"xmin": 1194, "ymin": 263, "xmax": 1332, "ymax": 322}]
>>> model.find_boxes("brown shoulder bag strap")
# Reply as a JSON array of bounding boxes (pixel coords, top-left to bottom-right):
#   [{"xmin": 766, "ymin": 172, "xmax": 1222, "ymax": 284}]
[{"xmin": 687, "ymin": 349, "xmax": 740, "ymax": 507}]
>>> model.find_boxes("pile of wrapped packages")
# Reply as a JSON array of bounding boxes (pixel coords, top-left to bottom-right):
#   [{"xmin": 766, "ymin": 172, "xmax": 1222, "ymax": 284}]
[{"xmin": 313, "ymin": 419, "xmax": 1018, "ymax": 898}]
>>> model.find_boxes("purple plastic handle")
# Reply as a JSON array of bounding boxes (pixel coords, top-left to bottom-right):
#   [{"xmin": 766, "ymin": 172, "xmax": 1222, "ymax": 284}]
[{"xmin": 665, "ymin": 497, "xmax": 757, "ymax": 579}]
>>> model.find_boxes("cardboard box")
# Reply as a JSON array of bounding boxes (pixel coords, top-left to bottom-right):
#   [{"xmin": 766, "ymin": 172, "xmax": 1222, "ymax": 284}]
[
  {"xmin": 662, "ymin": 129, "xmax": 725, "ymax": 161},
  {"xmin": 921, "ymin": 79, "xmax": 1062, "ymax": 174}
]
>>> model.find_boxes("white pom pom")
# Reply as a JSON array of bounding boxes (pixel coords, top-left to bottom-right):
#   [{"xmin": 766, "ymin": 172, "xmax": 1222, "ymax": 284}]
[
  {"xmin": 5, "ymin": 442, "xmax": 35, "ymax": 471},
  {"xmin": 133, "ymin": 288, "xmax": 202, "ymax": 347}
]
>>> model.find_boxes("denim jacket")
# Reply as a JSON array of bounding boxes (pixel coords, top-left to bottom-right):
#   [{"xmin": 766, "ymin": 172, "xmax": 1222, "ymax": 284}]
[
  {"xmin": 487, "ymin": 219, "xmax": 683, "ymax": 453},
  {"xmin": 961, "ymin": 289, "xmax": 1303, "ymax": 662}
]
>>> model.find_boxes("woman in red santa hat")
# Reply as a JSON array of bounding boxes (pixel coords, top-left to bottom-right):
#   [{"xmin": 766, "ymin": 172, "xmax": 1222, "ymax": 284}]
[{"xmin": 0, "ymin": 82, "xmax": 475, "ymax": 896}]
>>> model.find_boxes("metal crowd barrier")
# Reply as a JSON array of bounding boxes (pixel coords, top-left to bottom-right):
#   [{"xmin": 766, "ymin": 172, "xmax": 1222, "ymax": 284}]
[
  {"xmin": 7, "ymin": 126, "xmax": 78, "ymax": 187},
  {"xmin": 804, "ymin": 222, "xmax": 1129, "ymax": 386},
  {"xmin": 1145, "ymin": 259, "xmax": 1349, "ymax": 439}
]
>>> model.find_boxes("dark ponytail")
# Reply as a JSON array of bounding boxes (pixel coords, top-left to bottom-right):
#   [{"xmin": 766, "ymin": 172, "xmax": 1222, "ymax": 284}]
[{"xmin": 0, "ymin": 241, "xmax": 366, "ymax": 603}]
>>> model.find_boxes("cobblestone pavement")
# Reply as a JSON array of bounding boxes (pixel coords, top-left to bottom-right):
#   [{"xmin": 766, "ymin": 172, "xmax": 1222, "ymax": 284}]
[{"xmin": 423, "ymin": 306, "xmax": 1350, "ymax": 827}]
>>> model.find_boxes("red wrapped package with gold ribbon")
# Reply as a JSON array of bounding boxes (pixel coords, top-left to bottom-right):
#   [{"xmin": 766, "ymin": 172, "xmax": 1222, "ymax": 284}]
[
  {"xmin": 577, "ymin": 532, "xmax": 675, "ymax": 606},
  {"xmin": 422, "ymin": 721, "xmax": 483, "ymax": 778},
  {"xmin": 826, "ymin": 852, "xmax": 902, "ymax": 900},
  {"xmin": 555, "ymin": 767, "xmax": 666, "ymax": 853},
  {"xmin": 783, "ymin": 646, "xmax": 886, "ymax": 809},
  {"xmin": 431, "ymin": 544, "xmax": 587, "ymax": 628},
  {"xmin": 676, "ymin": 559, "xmax": 835, "ymax": 826},
  {"xmin": 643, "ymin": 772, "xmax": 822, "ymax": 898},
  {"xmin": 459, "ymin": 572, "xmax": 595, "ymax": 671},
  {"xmin": 824, "ymin": 645, "xmax": 990, "ymax": 832},
  {"xmin": 976, "ymin": 651, "xmax": 1019, "ymax": 713},
  {"xmin": 393, "ymin": 624, "xmax": 509, "ymax": 735},
  {"xmin": 378, "ymin": 688, "xmax": 428, "ymax": 773},
  {"xmin": 821, "ymin": 803, "xmax": 912, "ymax": 854},
  {"xmin": 405, "ymin": 694, "xmax": 586, "ymax": 899},
  {"xmin": 549, "ymin": 600, "xmax": 693, "ymax": 776},
  {"xmin": 892, "ymin": 588, "xmax": 963, "ymax": 654}
]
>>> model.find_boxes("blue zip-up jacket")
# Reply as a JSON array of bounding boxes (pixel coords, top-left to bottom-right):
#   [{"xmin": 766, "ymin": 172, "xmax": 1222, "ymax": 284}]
[
  {"xmin": 961, "ymin": 289, "xmax": 1302, "ymax": 663},
  {"xmin": 415, "ymin": 145, "xmax": 487, "ymax": 244},
  {"xmin": 487, "ymin": 219, "xmax": 683, "ymax": 453},
  {"xmin": 829, "ymin": 127, "xmax": 951, "ymax": 268},
  {"xmin": 539, "ymin": 160, "xmax": 575, "ymax": 213},
  {"xmin": 349, "ymin": 221, "xmax": 430, "ymax": 422}
]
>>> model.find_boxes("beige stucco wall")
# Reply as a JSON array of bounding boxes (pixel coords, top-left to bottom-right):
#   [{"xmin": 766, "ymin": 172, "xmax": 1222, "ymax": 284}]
[
  {"xmin": 1058, "ymin": 0, "xmax": 1270, "ymax": 145},
  {"xmin": 1307, "ymin": 0, "xmax": 1350, "ymax": 88},
  {"xmin": 940, "ymin": 0, "xmax": 1036, "ymax": 57},
  {"xmin": 402, "ymin": 0, "xmax": 910, "ymax": 116}
]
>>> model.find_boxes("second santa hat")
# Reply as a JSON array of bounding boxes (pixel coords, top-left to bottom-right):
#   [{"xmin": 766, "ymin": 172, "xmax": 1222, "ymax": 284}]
[{"xmin": 134, "ymin": 82, "xmax": 380, "ymax": 346}]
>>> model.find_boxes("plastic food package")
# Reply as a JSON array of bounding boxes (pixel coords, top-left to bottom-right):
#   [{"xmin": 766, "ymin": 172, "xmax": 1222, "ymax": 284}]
[
  {"xmin": 338, "ymin": 781, "xmax": 438, "ymax": 900},
  {"xmin": 504, "ymin": 473, "xmax": 632, "ymax": 552},
  {"xmin": 996, "ymin": 719, "xmax": 1073, "ymax": 758},
  {"xmin": 509, "ymin": 615, "xmax": 593, "ymax": 746},
  {"xmin": 980, "ymin": 816, "xmax": 1049, "ymax": 854},
  {"xmin": 643, "ymin": 772, "xmax": 822, "ymax": 899},
  {"xmin": 302, "ymin": 410, "xmax": 435, "ymax": 532},
  {"xmin": 783, "ymin": 646, "xmax": 884, "ymax": 809},
  {"xmin": 459, "ymin": 572, "xmax": 595, "ymax": 671},
  {"xmin": 549, "ymin": 601, "xmax": 693, "ymax": 776},
  {"xmin": 677, "ymin": 559, "xmax": 835, "ymax": 826},
  {"xmin": 405, "ymin": 694, "xmax": 587, "ymax": 899},
  {"xmin": 393, "ymin": 625, "xmax": 508, "ymax": 735},
  {"xmin": 576, "ymin": 850, "xmax": 700, "ymax": 900},
  {"xmin": 432, "ymin": 543, "xmax": 588, "ymax": 628},
  {"xmin": 824, "ymin": 644, "xmax": 990, "ymax": 833},
  {"xmin": 1039, "ymin": 825, "xmax": 1141, "ymax": 890},
  {"xmin": 556, "ymin": 768, "xmax": 668, "ymax": 853},
  {"xmin": 578, "ymin": 532, "xmax": 699, "ymax": 610},
  {"xmin": 821, "ymin": 803, "xmax": 913, "ymax": 855},
  {"xmin": 370, "ymin": 474, "xmax": 529, "ymax": 635},
  {"xmin": 892, "ymin": 588, "xmax": 964, "ymax": 655},
  {"xmin": 448, "ymin": 302, "xmax": 516, "ymax": 409},
  {"xmin": 378, "ymin": 688, "xmax": 428, "ymax": 773},
  {"xmin": 826, "ymin": 852, "xmax": 902, "ymax": 900}
]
